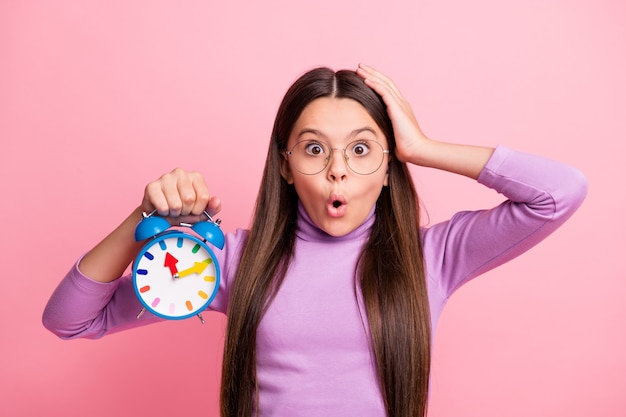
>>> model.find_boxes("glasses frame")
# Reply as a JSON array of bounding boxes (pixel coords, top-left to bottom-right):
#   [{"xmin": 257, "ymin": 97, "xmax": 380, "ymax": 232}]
[{"xmin": 284, "ymin": 139, "xmax": 390, "ymax": 176}]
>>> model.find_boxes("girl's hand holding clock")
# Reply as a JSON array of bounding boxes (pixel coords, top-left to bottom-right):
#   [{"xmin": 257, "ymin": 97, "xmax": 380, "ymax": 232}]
[
  {"xmin": 78, "ymin": 169, "xmax": 221, "ymax": 284},
  {"xmin": 142, "ymin": 168, "xmax": 222, "ymax": 224}
]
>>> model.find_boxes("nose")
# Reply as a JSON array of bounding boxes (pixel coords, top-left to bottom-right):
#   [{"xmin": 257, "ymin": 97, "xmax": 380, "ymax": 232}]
[{"xmin": 326, "ymin": 148, "xmax": 348, "ymax": 181}]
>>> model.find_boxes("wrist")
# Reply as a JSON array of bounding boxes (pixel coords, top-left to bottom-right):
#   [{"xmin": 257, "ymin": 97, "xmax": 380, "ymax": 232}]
[
  {"xmin": 78, "ymin": 207, "xmax": 146, "ymax": 283},
  {"xmin": 405, "ymin": 140, "xmax": 494, "ymax": 179},
  {"xmin": 402, "ymin": 137, "xmax": 439, "ymax": 168}
]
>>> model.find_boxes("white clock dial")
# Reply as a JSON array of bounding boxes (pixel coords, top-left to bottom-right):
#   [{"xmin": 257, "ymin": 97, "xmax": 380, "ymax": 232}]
[{"xmin": 133, "ymin": 233, "xmax": 219, "ymax": 319}]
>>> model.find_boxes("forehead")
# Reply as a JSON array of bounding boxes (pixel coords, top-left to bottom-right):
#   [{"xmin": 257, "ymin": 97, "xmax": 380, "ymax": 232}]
[{"xmin": 290, "ymin": 97, "xmax": 386, "ymax": 144}]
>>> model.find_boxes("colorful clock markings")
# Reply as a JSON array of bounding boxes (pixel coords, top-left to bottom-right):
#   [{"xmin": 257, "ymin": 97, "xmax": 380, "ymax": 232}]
[
  {"xmin": 136, "ymin": 269, "xmax": 148, "ymax": 275},
  {"xmin": 144, "ymin": 251, "xmax": 154, "ymax": 261},
  {"xmin": 204, "ymin": 275, "xmax": 216, "ymax": 282},
  {"xmin": 159, "ymin": 240, "xmax": 167, "ymax": 251},
  {"xmin": 198, "ymin": 290, "xmax": 209, "ymax": 300},
  {"xmin": 139, "ymin": 285, "xmax": 151, "ymax": 293},
  {"xmin": 169, "ymin": 303, "xmax": 176, "ymax": 314},
  {"xmin": 191, "ymin": 243, "xmax": 201, "ymax": 254},
  {"xmin": 177, "ymin": 237, "xmax": 184, "ymax": 248},
  {"xmin": 185, "ymin": 300, "xmax": 193, "ymax": 311},
  {"xmin": 152, "ymin": 298, "xmax": 161, "ymax": 307}
]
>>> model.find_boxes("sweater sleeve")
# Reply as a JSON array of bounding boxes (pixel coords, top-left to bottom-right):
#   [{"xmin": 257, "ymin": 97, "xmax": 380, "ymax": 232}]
[
  {"xmin": 422, "ymin": 145, "xmax": 588, "ymax": 299},
  {"xmin": 42, "ymin": 228, "xmax": 248, "ymax": 340},
  {"xmin": 41, "ymin": 259, "xmax": 162, "ymax": 339}
]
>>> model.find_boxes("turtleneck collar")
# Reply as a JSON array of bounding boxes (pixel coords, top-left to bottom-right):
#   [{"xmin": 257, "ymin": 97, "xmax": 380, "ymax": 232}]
[{"xmin": 295, "ymin": 200, "xmax": 376, "ymax": 243}]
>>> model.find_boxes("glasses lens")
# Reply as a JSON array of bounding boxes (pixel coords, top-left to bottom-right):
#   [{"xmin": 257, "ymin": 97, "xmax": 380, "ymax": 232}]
[
  {"xmin": 289, "ymin": 141, "xmax": 330, "ymax": 175},
  {"xmin": 344, "ymin": 140, "xmax": 386, "ymax": 175}
]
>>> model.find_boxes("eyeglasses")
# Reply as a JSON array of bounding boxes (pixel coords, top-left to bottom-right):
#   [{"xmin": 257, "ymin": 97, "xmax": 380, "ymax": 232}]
[{"xmin": 284, "ymin": 139, "xmax": 389, "ymax": 175}]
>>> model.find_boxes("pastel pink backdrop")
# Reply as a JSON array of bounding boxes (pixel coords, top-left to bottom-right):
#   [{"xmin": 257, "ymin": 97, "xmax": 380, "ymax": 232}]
[{"xmin": 1, "ymin": 1, "xmax": 623, "ymax": 416}]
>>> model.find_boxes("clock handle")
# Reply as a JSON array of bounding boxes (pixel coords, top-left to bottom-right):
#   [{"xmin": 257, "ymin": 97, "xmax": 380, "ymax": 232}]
[{"xmin": 202, "ymin": 210, "xmax": 220, "ymax": 225}]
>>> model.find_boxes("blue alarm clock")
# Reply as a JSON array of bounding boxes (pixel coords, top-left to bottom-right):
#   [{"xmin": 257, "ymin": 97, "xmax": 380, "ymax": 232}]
[{"xmin": 132, "ymin": 210, "xmax": 224, "ymax": 323}]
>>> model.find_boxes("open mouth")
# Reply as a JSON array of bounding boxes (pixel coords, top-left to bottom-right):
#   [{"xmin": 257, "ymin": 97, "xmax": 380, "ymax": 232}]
[{"xmin": 327, "ymin": 195, "xmax": 347, "ymax": 217}]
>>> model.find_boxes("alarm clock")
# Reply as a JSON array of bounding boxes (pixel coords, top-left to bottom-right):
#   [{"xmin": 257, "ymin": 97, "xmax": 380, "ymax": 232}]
[{"xmin": 132, "ymin": 210, "xmax": 224, "ymax": 323}]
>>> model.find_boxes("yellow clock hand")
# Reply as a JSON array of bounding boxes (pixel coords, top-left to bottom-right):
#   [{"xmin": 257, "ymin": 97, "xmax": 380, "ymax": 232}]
[{"xmin": 177, "ymin": 259, "xmax": 212, "ymax": 278}]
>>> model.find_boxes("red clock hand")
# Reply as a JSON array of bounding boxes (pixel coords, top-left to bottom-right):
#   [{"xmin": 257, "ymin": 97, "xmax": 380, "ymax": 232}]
[{"xmin": 164, "ymin": 252, "xmax": 179, "ymax": 276}]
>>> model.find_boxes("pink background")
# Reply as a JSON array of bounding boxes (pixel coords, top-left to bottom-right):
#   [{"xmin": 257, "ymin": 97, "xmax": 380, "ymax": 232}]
[{"xmin": 1, "ymin": 1, "xmax": 624, "ymax": 416}]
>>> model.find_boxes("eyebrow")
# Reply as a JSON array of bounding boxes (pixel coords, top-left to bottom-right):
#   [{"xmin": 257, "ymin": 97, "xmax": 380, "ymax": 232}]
[{"xmin": 296, "ymin": 127, "xmax": 378, "ymax": 139}]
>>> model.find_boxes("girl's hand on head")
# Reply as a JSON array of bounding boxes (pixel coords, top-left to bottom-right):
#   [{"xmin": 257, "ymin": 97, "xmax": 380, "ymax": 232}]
[
  {"xmin": 142, "ymin": 168, "xmax": 222, "ymax": 224},
  {"xmin": 356, "ymin": 64, "xmax": 431, "ymax": 164}
]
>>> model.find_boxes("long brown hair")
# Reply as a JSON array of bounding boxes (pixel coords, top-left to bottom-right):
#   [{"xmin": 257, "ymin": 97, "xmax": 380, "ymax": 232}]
[{"xmin": 221, "ymin": 68, "xmax": 431, "ymax": 417}]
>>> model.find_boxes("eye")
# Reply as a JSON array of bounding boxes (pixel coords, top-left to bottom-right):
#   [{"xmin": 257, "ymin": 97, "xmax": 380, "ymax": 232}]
[
  {"xmin": 303, "ymin": 142, "xmax": 326, "ymax": 156},
  {"xmin": 349, "ymin": 141, "xmax": 371, "ymax": 157}
]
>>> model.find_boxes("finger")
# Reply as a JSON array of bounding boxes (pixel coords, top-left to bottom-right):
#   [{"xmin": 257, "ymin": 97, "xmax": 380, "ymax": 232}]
[
  {"xmin": 156, "ymin": 172, "xmax": 183, "ymax": 217},
  {"xmin": 362, "ymin": 77, "xmax": 409, "ymax": 125},
  {"xmin": 358, "ymin": 64, "xmax": 417, "ymax": 127},
  {"xmin": 175, "ymin": 171, "xmax": 200, "ymax": 217},
  {"xmin": 206, "ymin": 195, "xmax": 222, "ymax": 217},
  {"xmin": 359, "ymin": 64, "xmax": 400, "ymax": 95},
  {"xmin": 357, "ymin": 63, "xmax": 403, "ymax": 99},
  {"xmin": 144, "ymin": 180, "xmax": 171, "ymax": 216},
  {"xmin": 174, "ymin": 195, "xmax": 221, "ymax": 226},
  {"xmin": 188, "ymin": 172, "xmax": 211, "ymax": 216},
  {"xmin": 359, "ymin": 72, "xmax": 404, "ymax": 113}
]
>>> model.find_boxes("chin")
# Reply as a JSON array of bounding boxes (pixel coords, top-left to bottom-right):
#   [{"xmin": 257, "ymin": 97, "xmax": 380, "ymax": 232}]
[{"xmin": 320, "ymin": 222, "xmax": 356, "ymax": 237}]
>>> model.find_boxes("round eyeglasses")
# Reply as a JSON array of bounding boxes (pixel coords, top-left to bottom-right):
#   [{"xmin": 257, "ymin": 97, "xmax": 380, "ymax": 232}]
[{"xmin": 284, "ymin": 139, "xmax": 389, "ymax": 175}]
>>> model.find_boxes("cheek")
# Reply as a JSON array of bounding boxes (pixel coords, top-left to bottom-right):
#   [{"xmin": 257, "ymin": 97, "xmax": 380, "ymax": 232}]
[
  {"xmin": 382, "ymin": 159, "xmax": 390, "ymax": 186},
  {"xmin": 372, "ymin": 168, "xmax": 390, "ymax": 191},
  {"xmin": 354, "ymin": 178, "xmax": 387, "ymax": 205},
  {"xmin": 290, "ymin": 176, "xmax": 318, "ymax": 199}
]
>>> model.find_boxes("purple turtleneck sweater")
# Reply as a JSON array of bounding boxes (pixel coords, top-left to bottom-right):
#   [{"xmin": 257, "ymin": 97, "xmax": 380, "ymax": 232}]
[{"xmin": 43, "ymin": 146, "xmax": 587, "ymax": 416}]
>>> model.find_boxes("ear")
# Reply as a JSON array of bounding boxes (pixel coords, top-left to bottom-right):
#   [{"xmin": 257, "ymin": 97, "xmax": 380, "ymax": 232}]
[
  {"xmin": 280, "ymin": 153, "xmax": 294, "ymax": 184},
  {"xmin": 382, "ymin": 157, "xmax": 390, "ymax": 187}
]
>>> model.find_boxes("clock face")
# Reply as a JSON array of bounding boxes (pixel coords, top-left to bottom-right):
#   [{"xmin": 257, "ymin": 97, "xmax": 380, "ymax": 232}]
[{"xmin": 132, "ymin": 231, "xmax": 220, "ymax": 320}]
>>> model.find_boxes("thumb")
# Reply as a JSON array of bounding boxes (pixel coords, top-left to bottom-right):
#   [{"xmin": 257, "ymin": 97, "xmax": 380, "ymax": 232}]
[{"xmin": 206, "ymin": 195, "xmax": 222, "ymax": 218}]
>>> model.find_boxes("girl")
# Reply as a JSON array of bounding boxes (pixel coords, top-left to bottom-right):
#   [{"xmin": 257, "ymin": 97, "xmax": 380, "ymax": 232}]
[{"xmin": 43, "ymin": 64, "xmax": 588, "ymax": 417}]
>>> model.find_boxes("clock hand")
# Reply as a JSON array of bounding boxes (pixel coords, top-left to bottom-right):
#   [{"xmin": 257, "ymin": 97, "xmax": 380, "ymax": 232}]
[
  {"xmin": 177, "ymin": 259, "xmax": 212, "ymax": 278},
  {"xmin": 164, "ymin": 252, "xmax": 179, "ymax": 276}
]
